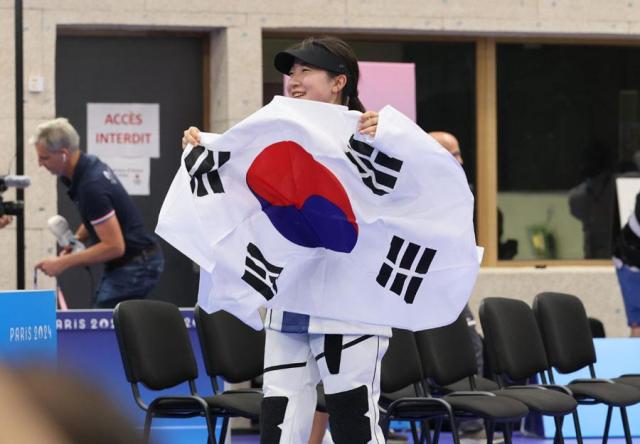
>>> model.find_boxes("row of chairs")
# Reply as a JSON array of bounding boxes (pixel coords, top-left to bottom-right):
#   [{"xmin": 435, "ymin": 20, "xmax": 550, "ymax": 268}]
[
  {"xmin": 113, "ymin": 302, "xmax": 265, "ymax": 444},
  {"xmin": 380, "ymin": 292, "xmax": 640, "ymax": 444},
  {"xmin": 380, "ymin": 325, "xmax": 529, "ymax": 444},
  {"xmin": 485, "ymin": 294, "xmax": 640, "ymax": 442},
  {"xmin": 112, "ymin": 293, "xmax": 640, "ymax": 444}
]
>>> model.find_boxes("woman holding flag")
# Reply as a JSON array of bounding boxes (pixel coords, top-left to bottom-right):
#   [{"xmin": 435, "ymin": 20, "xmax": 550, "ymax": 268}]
[{"xmin": 182, "ymin": 36, "xmax": 391, "ymax": 444}]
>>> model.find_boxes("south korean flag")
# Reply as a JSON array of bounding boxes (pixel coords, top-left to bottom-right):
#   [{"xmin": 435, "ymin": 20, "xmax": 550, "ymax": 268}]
[
  {"xmin": 241, "ymin": 243, "xmax": 283, "ymax": 301},
  {"xmin": 184, "ymin": 145, "xmax": 230, "ymax": 195},
  {"xmin": 157, "ymin": 96, "xmax": 480, "ymax": 331},
  {"xmin": 376, "ymin": 235, "xmax": 437, "ymax": 304},
  {"xmin": 345, "ymin": 135, "xmax": 403, "ymax": 196}
]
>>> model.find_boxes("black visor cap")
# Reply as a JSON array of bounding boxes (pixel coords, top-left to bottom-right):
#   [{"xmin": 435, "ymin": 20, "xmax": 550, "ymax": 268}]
[{"xmin": 274, "ymin": 44, "xmax": 349, "ymax": 76}]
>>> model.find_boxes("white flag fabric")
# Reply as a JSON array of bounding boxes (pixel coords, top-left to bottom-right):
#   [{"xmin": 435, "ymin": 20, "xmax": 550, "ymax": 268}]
[{"xmin": 156, "ymin": 96, "xmax": 479, "ymax": 331}]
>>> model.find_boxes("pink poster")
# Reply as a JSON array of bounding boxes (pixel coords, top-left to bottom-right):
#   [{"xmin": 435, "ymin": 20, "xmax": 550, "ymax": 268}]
[
  {"xmin": 283, "ymin": 61, "xmax": 416, "ymax": 121},
  {"xmin": 357, "ymin": 61, "xmax": 416, "ymax": 122}
]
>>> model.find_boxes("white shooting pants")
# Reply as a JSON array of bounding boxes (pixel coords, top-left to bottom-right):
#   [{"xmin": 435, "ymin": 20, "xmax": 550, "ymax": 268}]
[{"xmin": 260, "ymin": 328, "xmax": 388, "ymax": 444}]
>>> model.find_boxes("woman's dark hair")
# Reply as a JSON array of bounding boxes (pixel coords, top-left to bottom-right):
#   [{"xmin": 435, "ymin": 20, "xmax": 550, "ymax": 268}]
[{"xmin": 290, "ymin": 36, "xmax": 365, "ymax": 112}]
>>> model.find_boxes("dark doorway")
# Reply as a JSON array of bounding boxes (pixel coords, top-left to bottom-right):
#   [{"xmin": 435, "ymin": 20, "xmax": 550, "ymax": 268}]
[{"xmin": 55, "ymin": 33, "xmax": 206, "ymax": 307}]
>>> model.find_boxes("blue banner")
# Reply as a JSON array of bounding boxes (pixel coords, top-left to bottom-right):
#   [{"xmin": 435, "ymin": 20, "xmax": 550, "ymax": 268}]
[{"xmin": 0, "ymin": 290, "xmax": 57, "ymax": 363}]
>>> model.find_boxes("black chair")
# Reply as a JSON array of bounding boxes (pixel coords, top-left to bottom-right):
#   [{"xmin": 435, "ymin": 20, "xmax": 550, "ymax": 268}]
[
  {"xmin": 534, "ymin": 292, "xmax": 640, "ymax": 444},
  {"xmin": 380, "ymin": 328, "xmax": 461, "ymax": 444},
  {"xmin": 588, "ymin": 317, "xmax": 606, "ymax": 338},
  {"xmin": 433, "ymin": 333, "xmax": 500, "ymax": 394},
  {"xmin": 113, "ymin": 300, "xmax": 259, "ymax": 444},
  {"xmin": 442, "ymin": 374, "xmax": 501, "ymax": 393},
  {"xmin": 414, "ymin": 316, "xmax": 530, "ymax": 444},
  {"xmin": 113, "ymin": 300, "xmax": 215, "ymax": 443},
  {"xmin": 613, "ymin": 371, "xmax": 640, "ymax": 391},
  {"xmin": 479, "ymin": 297, "xmax": 583, "ymax": 443},
  {"xmin": 193, "ymin": 307, "xmax": 264, "ymax": 438}
]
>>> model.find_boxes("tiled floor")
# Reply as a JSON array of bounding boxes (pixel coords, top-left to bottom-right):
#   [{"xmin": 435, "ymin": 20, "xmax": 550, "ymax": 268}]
[
  {"xmin": 153, "ymin": 429, "xmax": 640, "ymax": 444},
  {"xmin": 227, "ymin": 433, "xmax": 640, "ymax": 443}
]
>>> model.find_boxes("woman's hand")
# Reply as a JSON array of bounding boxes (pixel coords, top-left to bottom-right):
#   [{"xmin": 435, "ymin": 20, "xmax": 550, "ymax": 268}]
[
  {"xmin": 358, "ymin": 111, "xmax": 379, "ymax": 138},
  {"xmin": 181, "ymin": 126, "xmax": 202, "ymax": 149}
]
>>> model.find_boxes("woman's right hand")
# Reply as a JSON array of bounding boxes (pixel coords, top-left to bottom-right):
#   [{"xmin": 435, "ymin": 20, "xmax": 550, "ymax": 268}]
[{"xmin": 181, "ymin": 126, "xmax": 201, "ymax": 149}]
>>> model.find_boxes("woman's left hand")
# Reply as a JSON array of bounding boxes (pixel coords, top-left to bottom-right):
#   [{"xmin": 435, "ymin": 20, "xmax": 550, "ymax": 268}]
[{"xmin": 358, "ymin": 111, "xmax": 378, "ymax": 138}]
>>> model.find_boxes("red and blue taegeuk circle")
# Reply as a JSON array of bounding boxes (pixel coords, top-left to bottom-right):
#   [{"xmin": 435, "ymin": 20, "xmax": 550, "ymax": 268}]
[{"xmin": 246, "ymin": 141, "xmax": 358, "ymax": 253}]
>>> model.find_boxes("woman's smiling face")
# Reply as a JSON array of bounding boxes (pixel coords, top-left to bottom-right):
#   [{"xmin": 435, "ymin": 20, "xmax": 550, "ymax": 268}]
[{"xmin": 286, "ymin": 61, "xmax": 344, "ymax": 105}]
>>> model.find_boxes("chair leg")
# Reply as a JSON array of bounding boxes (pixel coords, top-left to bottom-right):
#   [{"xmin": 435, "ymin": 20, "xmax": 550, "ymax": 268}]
[
  {"xmin": 424, "ymin": 418, "xmax": 439, "ymax": 444},
  {"xmin": 484, "ymin": 420, "xmax": 495, "ymax": 444},
  {"xmin": 202, "ymin": 411, "xmax": 217, "ymax": 444},
  {"xmin": 503, "ymin": 422, "xmax": 513, "ymax": 444},
  {"xmin": 620, "ymin": 407, "xmax": 633, "ymax": 444},
  {"xmin": 410, "ymin": 420, "xmax": 420, "ymax": 443},
  {"xmin": 602, "ymin": 405, "xmax": 613, "ymax": 444},
  {"xmin": 380, "ymin": 414, "xmax": 390, "ymax": 439},
  {"xmin": 553, "ymin": 416, "xmax": 564, "ymax": 444},
  {"xmin": 420, "ymin": 419, "xmax": 433, "ymax": 444},
  {"xmin": 143, "ymin": 409, "xmax": 154, "ymax": 444},
  {"xmin": 218, "ymin": 417, "xmax": 230, "ymax": 444},
  {"xmin": 571, "ymin": 409, "xmax": 583, "ymax": 444},
  {"xmin": 445, "ymin": 408, "xmax": 459, "ymax": 444}
]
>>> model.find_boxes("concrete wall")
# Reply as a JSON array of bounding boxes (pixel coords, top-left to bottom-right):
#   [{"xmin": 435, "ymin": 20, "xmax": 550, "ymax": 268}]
[
  {"xmin": 0, "ymin": 0, "xmax": 636, "ymax": 335},
  {"xmin": 470, "ymin": 266, "xmax": 628, "ymax": 337}
]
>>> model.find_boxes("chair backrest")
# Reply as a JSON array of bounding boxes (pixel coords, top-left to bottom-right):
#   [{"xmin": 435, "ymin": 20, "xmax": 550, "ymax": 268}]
[
  {"xmin": 194, "ymin": 306, "xmax": 265, "ymax": 383},
  {"xmin": 533, "ymin": 292, "xmax": 597, "ymax": 374},
  {"xmin": 479, "ymin": 297, "xmax": 549, "ymax": 382},
  {"xmin": 588, "ymin": 317, "xmax": 606, "ymax": 338},
  {"xmin": 414, "ymin": 313, "xmax": 478, "ymax": 386},
  {"xmin": 113, "ymin": 300, "xmax": 198, "ymax": 390},
  {"xmin": 380, "ymin": 328, "xmax": 424, "ymax": 394}
]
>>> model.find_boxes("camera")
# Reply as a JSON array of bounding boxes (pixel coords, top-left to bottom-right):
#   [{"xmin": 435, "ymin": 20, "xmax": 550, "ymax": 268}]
[{"xmin": 0, "ymin": 175, "xmax": 31, "ymax": 217}]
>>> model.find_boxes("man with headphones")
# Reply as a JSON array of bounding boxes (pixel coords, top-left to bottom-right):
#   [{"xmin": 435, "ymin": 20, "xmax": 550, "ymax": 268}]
[{"xmin": 34, "ymin": 117, "xmax": 164, "ymax": 308}]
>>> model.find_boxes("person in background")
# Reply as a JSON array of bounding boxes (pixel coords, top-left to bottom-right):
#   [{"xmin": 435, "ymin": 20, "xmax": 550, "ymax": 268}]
[
  {"xmin": 568, "ymin": 140, "xmax": 615, "ymax": 259},
  {"xmin": 429, "ymin": 131, "xmax": 484, "ymax": 376},
  {"xmin": 428, "ymin": 131, "xmax": 505, "ymax": 443},
  {"xmin": 33, "ymin": 118, "xmax": 164, "ymax": 308},
  {"xmin": 613, "ymin": 190, "xmax": 640, "ymax": 337},
  {"xmin": 429, "ymin": 131, "xmax": 463, "ymax": 166}
]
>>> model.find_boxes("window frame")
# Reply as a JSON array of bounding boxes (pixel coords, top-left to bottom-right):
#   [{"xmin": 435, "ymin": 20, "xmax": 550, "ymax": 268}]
[{"xmin": 487, "ymin": 36, "xmax": 640, "ymax": 266}]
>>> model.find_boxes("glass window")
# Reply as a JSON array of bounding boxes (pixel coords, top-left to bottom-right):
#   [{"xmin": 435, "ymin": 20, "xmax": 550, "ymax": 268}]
[{"xmin": 497, "ymin": 43, "xmax": 640, "ymax": 260}]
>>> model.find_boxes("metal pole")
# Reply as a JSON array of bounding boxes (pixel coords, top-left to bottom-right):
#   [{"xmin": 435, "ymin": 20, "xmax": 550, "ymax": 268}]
[{"xmin": 15, "ymin": 0, "xmax": 25, "ymax": 289}]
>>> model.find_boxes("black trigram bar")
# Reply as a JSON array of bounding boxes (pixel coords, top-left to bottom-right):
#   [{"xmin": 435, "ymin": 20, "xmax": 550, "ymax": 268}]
[
  {"xmin": 242, "ymin": 243, "xmax": 283, "ymax": 301},
  {"xmin": 376, "ymin": 235, "xmax": 436, "ymax": 304},
  {"xmin": 345, "ymin": 136, "xmax": 403, "ymax": 196},
  {"xmin": 184, "ymin": 145, "xmax": 230, "ymax": 196}
]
